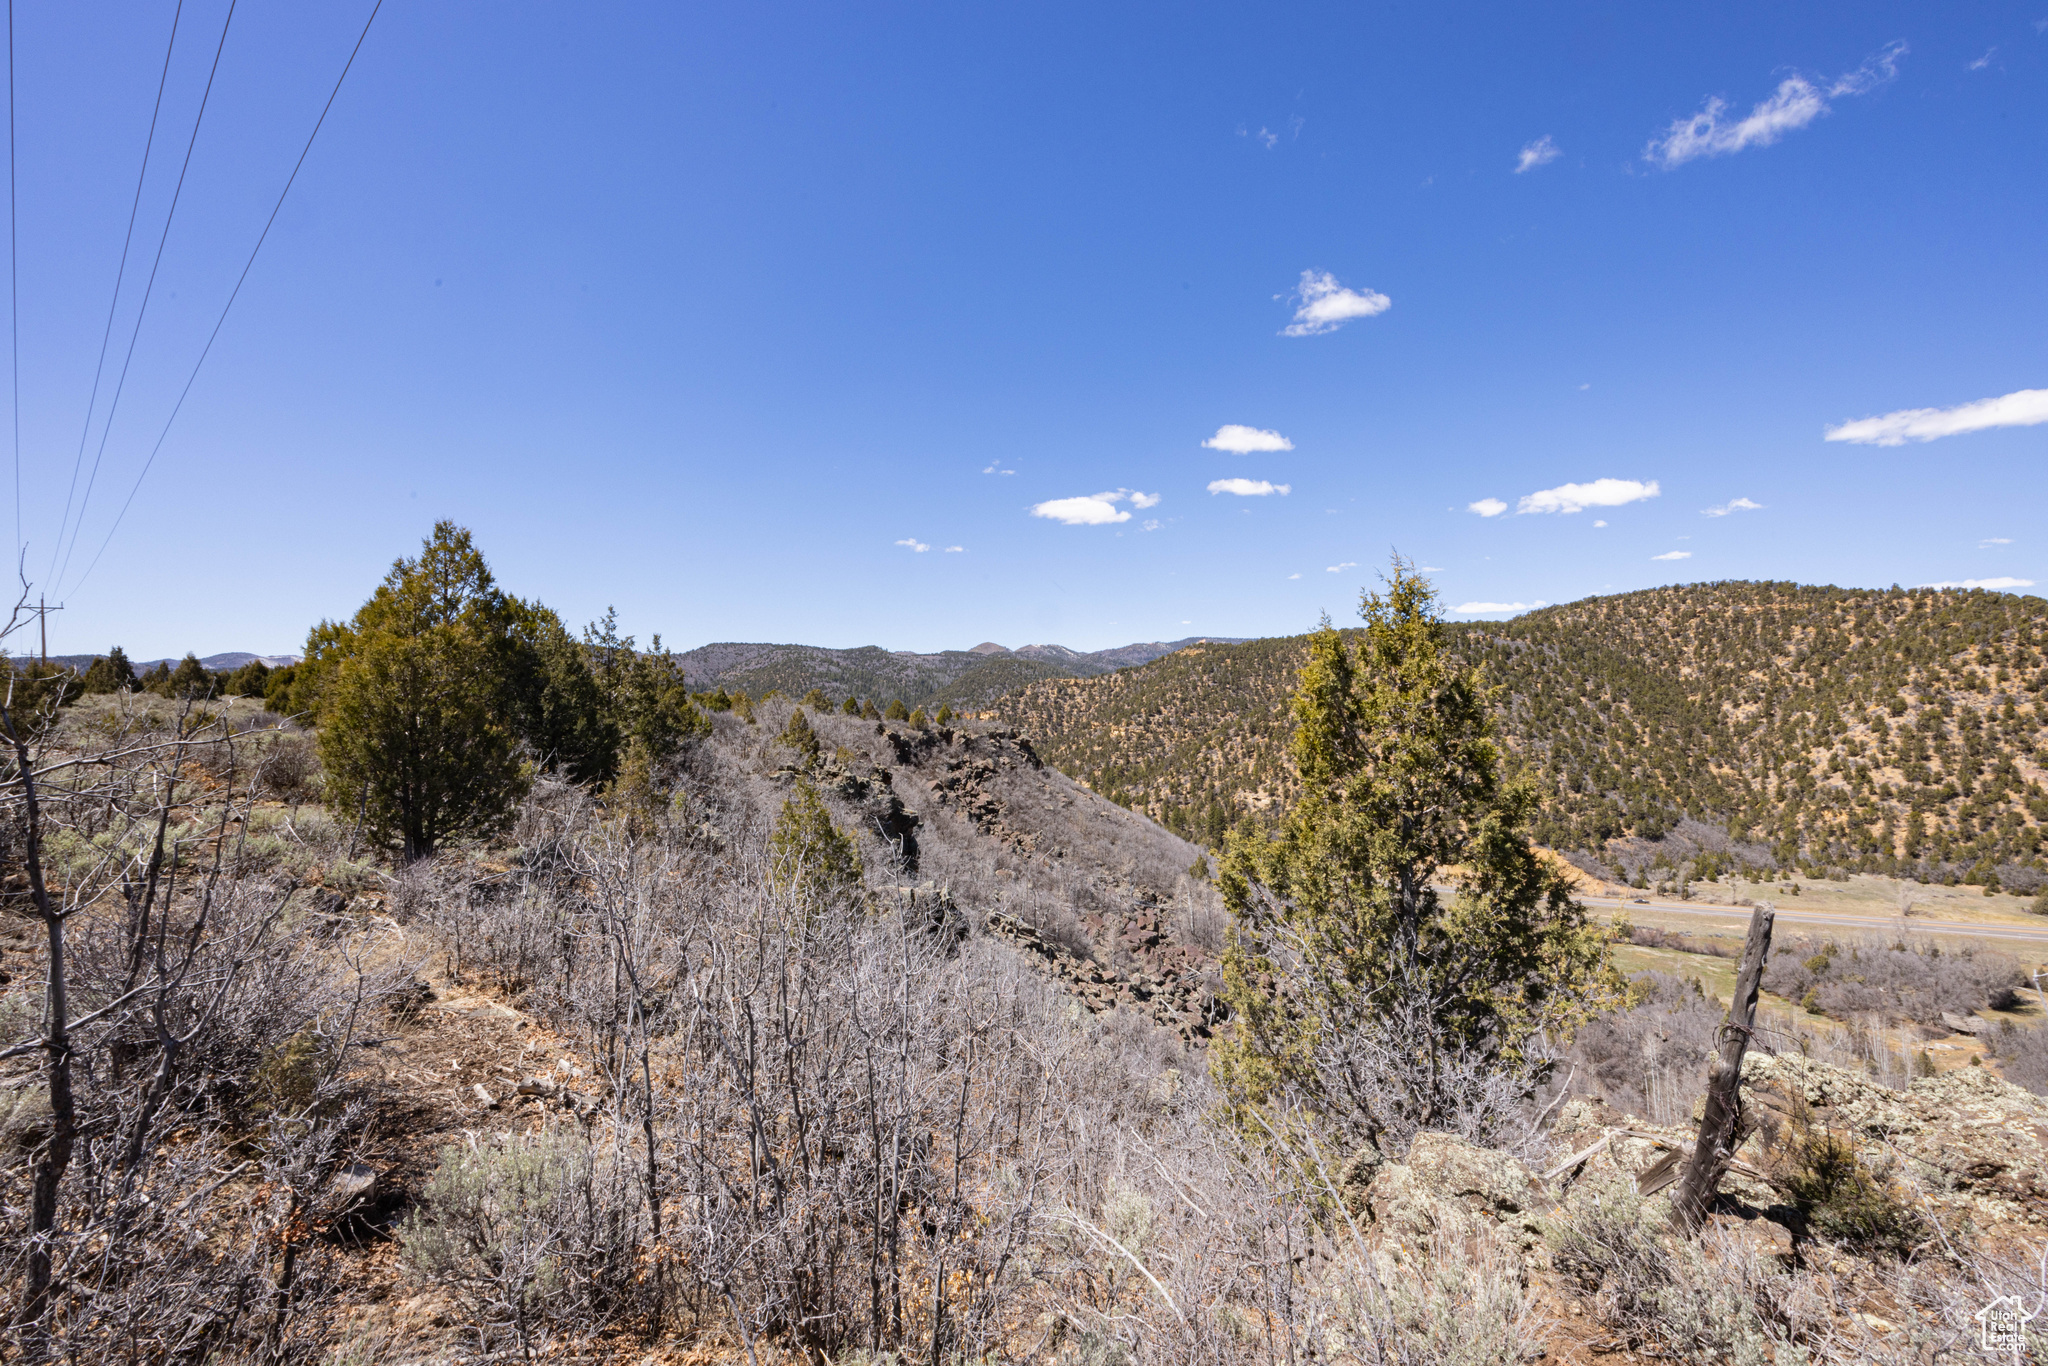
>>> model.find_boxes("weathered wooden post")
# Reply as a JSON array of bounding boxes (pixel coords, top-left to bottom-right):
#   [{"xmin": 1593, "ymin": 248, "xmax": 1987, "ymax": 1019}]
[{"xmin": 1672, "ymin": 901, "xmax": 1774, "ymax": 1234}]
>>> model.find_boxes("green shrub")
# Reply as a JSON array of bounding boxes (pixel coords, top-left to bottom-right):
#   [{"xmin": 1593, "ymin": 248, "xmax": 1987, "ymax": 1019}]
[
  {"xmin": 767, "ymin": 778, "xmax": 864, "ymax": 912},
  {"xmin": 1783, "ymin": 1129, "xmax": 1929, "ymax": 1260},
  {"xmin": 884, "ymin": 699, "xmax": 908, "ymax": 721}
]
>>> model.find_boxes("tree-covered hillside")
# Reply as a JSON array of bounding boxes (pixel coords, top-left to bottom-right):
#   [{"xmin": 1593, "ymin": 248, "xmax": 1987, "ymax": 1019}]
[{"xmin": 989, "ymin": 582, "xmax": 2048, "ymax": 889}]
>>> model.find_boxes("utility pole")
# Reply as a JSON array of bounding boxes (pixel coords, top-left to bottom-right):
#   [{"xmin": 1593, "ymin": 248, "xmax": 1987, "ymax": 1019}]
[{"xmin": 25, "ymin": 595, "xmax": 62, "ymax": 665}]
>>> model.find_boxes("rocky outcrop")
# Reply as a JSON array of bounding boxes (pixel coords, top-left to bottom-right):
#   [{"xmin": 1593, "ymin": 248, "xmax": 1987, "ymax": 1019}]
[
  {"xmin": 1742, "ymin": 1052, "xmax": 2048, "ymax": 1229},
  {"xmin": 984, "ymin": 909, "xmax": 1224, "ymax": 1044},
  {"xmin": 1363, "ymin": 1132, "xmax": 1547, "ymax": 1250}
]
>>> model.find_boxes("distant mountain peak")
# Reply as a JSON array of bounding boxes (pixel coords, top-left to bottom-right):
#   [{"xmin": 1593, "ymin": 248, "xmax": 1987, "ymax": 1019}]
[{"xmin": 969, "ymin": 642, "xmax": 1010, "ymax": 655}]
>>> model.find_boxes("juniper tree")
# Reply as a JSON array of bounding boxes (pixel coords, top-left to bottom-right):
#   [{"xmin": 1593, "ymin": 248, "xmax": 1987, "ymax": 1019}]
[
  {"xmin": 1211, "ymin": 560, "xmax": 1615, "ymax": 1149},
  {"xmin": 767, "ymin": 777, "xmax": 864, "ymax": 911},
  {"xmin": 315, "ymin": 522, "xmax": 527, "ymax": 860},
  {"xmin": 885, "ymin": 699, "xmax": 909, "ymax": 721},
  {"xmin": 778, "ymin": 707, "xmax": 821, "ymax": 769},
  {"xmin": 80, "ymin": 646, "xmax": 137, "ymax": 694}
]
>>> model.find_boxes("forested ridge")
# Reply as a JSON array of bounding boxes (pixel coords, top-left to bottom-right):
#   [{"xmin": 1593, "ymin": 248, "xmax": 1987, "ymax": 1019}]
[{"xmin": 990, "ymin": 581, "xmax": 2048, "ymax": 887}]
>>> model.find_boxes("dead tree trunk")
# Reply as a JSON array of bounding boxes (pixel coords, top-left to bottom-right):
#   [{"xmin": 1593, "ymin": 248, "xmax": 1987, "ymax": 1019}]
[{"xmin": 1672, "ymin": 901, "xmax": 1774, "ymax": 1234}]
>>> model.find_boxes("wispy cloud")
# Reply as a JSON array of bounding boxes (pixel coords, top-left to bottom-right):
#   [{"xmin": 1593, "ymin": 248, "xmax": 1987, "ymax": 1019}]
[
  {"xmin": 1203, "ymin": 424, "xmax": 1294, "ymax": 454},
  {"xmin": 982, "ymin": 463, "xmax": 1015, "ymax": 475},
  {"xmin": 1922, "ymin": 577, "xmax": 2035, "ymax": 590},
  {"xmin": 1468, "ymin": 497, "xmax": 1508, "ymax": 518},
  {"xmin": 1593, "ymin": 520, "xmax": 1608, "ymax": 528},
  {"xmin": 1287, "ymin": 572, "xmax": 1302, "ymax": 580},
  {"xmin": 1968, "ymin": 47, "xmax": 1997, "ymax": 71},
  {"xmin": 1652, "ymin": 550, "xmax": 1693, "ymax": 561},
  {"xmin": 1514, "ymin": 134, "xmax": 1561, "ymax": 173},
  {"xmin": 1517, "ymin": 478, "xmax": 1660, "ymax": 515},
  {"xmin": 943, "ymin": 545, "xmax": 964, "ymax": 553},
  {"xmin": 895, "ymin": 538, "xmax": 930, "ymax": 553},
  {"xmin": 1646, "ymin": 42, "xmax": 1906, "ymax": 168},
  {"xmin": 1420, "ymin": 565, "xmax": 1445, "ymax": 572},
  {"xmin": 1453, "ymin": 600, "xmax": 1548, "ymax": 614},
  {"xmin": 1326, "ymin": 562, "xmax": 1357, "ymax": 573},
  {"xmin": 1702, "ymin": 496, "xmax": 1764, "ymax": 517},
  {"xmin": 1824, "ymin": 387, "xmax": 2048, "ymax": 445},
  {"xmin": 1029, "ymin": 489, "xmax": 1159, "ymax": 526},
  {"xmin": 1982, "ymin": 537, "xmax": 2013, "ymax": 546},
  {"xmin": 1208, "ymin": 478, "xmax": 1291, "ymax": 497},
  {"xmin": 1281, "ymin": 270, "xmax": 1391, "ymax": 336}
]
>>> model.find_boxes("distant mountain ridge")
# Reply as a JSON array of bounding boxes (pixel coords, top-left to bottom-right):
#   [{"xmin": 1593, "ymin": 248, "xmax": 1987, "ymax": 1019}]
[
  {"xmin": 673, "ymin": 635, "xmax": 1249, "ymax": 708},
  {"xmin": 33, "ymin": 651, "xmax": 299, "ymax": 675},
  {"xmin": 986, "ymin": 582, "xmax": 2048, "ymax": 889}
]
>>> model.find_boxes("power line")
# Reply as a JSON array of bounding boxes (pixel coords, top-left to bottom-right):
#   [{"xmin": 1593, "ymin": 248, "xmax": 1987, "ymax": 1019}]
[
  {"xmin": 50, "ymin": 0, "xmax": 236, "ymax": 592},
  {"xmin": 8, "ymin": 0, "xmax": 18, "ymax": 562},
  {"xmin": 46, "ymin": 1, "xmax": 187, "ymax": 592},
  {"xmin": 64, "ymin": 0, "xmax": 385, "ymax": 601}
]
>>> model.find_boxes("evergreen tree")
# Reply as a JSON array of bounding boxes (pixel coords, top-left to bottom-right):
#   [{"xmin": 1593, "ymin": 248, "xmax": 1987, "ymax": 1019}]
[
  {"xmin": 165, "ymin": 655, "xmax": 214, "ymax": 699},
  {"xmin": 79, "ymin": 646, "xmax": 137, "ymax": 694},
  {"xmin": 908, "ymin": 707, "xmax": 927, "ymax": 727},
  {"xmin": 801, "ymin": 687, "xmax": 828, "ymax": 708},
  {"xmin": 841, "ymin": 696, "xmax": 861, "ymax": 716},
  {"xmin": 139, "ymin": 663, "xmax": 172, "ymax": 695},
  {"xmin": 505, "ymin": 600, "xmax": 615, "ymax": 781},
  {"xmin": 767, "ymin": 777, "xmax": 865, "ymax": 912},
  {"xmin": 885, "ymin": 699, "xmax": 909, "ymax": 721},
  {"xmin": 861, "ymin": 700, "xmax": 881, "ymax": 722},
  {"xmin": 778, "ymin": 707, "xmax": 821, "ymax": 768},
  {"xmin": 935, "ymin": 705, "xmax": 954, "ymax": 725},
  {"xmin": 315, "ymin": 522, "xmax": 528, "ymax": 860},
  {"xmin": 1211, "ymin": 561, "xmax": 1615, "ymax": 1146},
  {"xmin": 224, "ymin": 659, "xmax": 272, "ymax": 698},
  {"xmin": 263, "ymin": 663, "xmax": 299, "ymax": 714}
]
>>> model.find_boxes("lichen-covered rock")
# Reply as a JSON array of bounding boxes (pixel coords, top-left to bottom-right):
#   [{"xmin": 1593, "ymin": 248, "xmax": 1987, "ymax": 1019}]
[
  {"xmin": 1365, "ymin": 1132, "xmax": 1546, "ymax": 1249},
  {"xmin": 1743, "ymin": 1053, "xmax": 2048, "ymax": 1225}
]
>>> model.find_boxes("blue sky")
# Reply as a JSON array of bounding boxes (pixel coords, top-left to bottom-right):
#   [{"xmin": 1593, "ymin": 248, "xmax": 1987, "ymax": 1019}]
[{"xmin": 10, "ymin": 1, "xmax": 2047, "ymax": 658}]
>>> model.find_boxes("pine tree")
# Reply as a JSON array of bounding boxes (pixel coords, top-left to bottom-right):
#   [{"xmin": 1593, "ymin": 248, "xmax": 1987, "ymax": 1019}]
[
  {"xmin": 224, "ymin": 659, "xmax": 272, "ymax": 698},
  {"xmin": 908, "ymin": 707, "xmax": 928, "ymax": 727},
  {"xmin": 1211, "ymin": 560, "xmax": 1616, "ymax": 1147},
  {"xmin": 165, "ymin": 655, "xmax": 214, "ymax": 699}
]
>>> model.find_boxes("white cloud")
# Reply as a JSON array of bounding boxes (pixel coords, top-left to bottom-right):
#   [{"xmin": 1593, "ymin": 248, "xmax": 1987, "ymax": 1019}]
[
  {"xmin": 1921, "ymin": 577, "xmax": 2035, "ymax": 590},
  {"xmin": 1141, "ymin": 519, "xmax": 1162, "ymax": 531},
  {"xmin": 895, "ymin": 538, "xmax": 930, "ymax": 552},
  {"xmin": 1208, "ymin": 478, "xmax": 1291, "ymax": 497},
  {"xmin": 1982, "ymin": 537, "xmax": 2013, "ymax": 546},
  {"xmin": 1646, "ymin": 42, "xmax": 1906, "ymax": 168},
  {"xmin": 1287, "ymin": 573, "xmax": 1302, "ymax": 580},
  {"xmin": 1516, "ymin": 478, "xmax": 1660, "ymax": 515},
  {"xmin": 1702, "ymin": 496, "xmax": 1764, "ymax": 517},
  {"xmin": 1968, "ymin": 47, "xmax": 1997, "ymax": 71},
  {"xmin": 1453, "ymin": 600, "xmax": 1548, "ymax": 614},
  {"xmin": 1326, "ymin": 561, "xmax": 1357, "ymax": 573},
  {"xmin": 1203, "ymin": 424, "xmax": 1294, "ymax": 454},
  {"xmin": 1514, "ymin": 135, "xmax": 1561, "ymax": 173},
  {"xmin": 1420, "ymin": 565, "xmax": 1445, "ymax": 572},
  {"xmin": 1651, "ymin": 550, "xmax": 1693, "ymax": 561},
  {"xmin": 982, "ymin": 463, "xmax": 1015, "ymax": 475},
  {"xmin": 943, "ymin": 545, "xmax": 964, "ymax": 553},
  {"xmin": 1468, "ymin": 497, "xmax": 1508, "ymax": 518},
  {"xmin": 1824, "ymin": 387, "xmax": 2048, "ymax": 446},
  {"xmin": 1029, "ymin": 489, "xmax": 1158, "ymax": 526},
  {"xmin": 1281, "ymin": 270, "xmax": 1391, "ymax": 336},
  {"xmin": 1593, "ymin": 520, "xmax": 1608, "ymax": 527}
]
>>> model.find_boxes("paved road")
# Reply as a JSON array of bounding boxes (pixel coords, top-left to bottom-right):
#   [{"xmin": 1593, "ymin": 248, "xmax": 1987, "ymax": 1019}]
[{"xmin": 1581, "ymin": 894, "xmax": 2048, "ymax": 948}]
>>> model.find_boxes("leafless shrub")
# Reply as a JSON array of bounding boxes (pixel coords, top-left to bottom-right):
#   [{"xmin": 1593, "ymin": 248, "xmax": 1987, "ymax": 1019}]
[
  {"xmin": 1762, "ymin": 933, "xmax": 2023, "ymax": 1025},
  {"xmin": 1990, "ymin": 1019, "xmax": 2048, "ymax": 1096},
  {"xmin": 1567, "ymin": 971, "xmax": 1725, "ymax": 1124}
]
